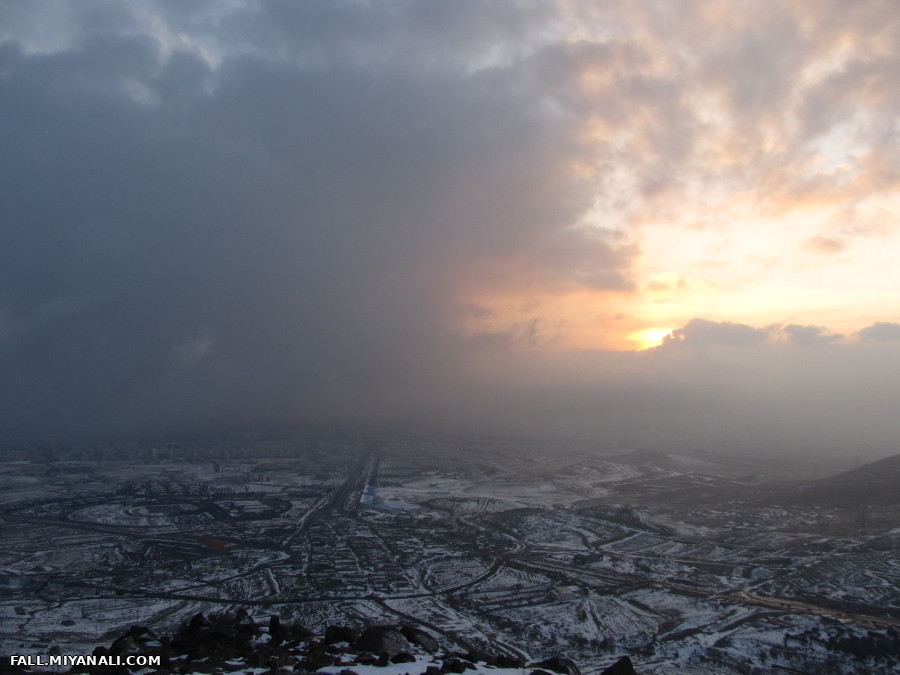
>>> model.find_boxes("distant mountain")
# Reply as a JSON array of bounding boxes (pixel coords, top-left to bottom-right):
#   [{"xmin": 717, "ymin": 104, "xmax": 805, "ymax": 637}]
[{"xmin": 793, "ymin": 452, "xmax": 900, "ymax": 506}]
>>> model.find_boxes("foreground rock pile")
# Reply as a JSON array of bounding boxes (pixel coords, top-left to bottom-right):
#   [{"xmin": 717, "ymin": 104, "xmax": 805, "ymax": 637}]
[{"xmin": 1, "ymin": 611, "xmax": 637, "ymax": 675}]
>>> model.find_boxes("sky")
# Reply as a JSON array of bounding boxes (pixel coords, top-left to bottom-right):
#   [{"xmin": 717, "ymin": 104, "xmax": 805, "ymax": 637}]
[{"xmin": 2, "ymin": 0, "xmax": 900, "ymax": 452}]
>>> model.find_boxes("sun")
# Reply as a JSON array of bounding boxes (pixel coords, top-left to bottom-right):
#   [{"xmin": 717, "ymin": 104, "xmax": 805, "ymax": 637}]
[{"xmin": 626, "ymin": 327, "xmax": 674, "ymax": 350}]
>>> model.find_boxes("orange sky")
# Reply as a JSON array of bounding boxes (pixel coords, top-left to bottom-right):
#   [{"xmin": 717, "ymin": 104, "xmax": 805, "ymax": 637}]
[{"xmin": 448, "ymin": 0, "xmax": 900, "ymax": 351}]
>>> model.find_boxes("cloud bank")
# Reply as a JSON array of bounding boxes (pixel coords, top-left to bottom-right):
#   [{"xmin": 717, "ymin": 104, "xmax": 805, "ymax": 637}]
[{"xmin": 1, "ymin": 1, "xmax": 900, "ymax": 451}]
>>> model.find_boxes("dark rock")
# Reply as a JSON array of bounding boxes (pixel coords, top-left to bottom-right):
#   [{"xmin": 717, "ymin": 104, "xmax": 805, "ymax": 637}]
[
  {"xmin": 325, "ymin": 625, "xmax": 359, "ymax": 645},
  {"xmin": 298, "ymin": 641, "xmax": 335, "ymax": 671},
  {"xmin": 495, "ymin": 655, "xmax": 525, "ymax": 669},
  {"xmin": 599, "ymin": 656, "xmax": 637, "ymax": 675},
  {"xmin": 401, "ymin": 625, "xmax": 440, "ymax": 653},
  {"xmin": 356, "ymin": 626, "xmax": 412, "ymax": 657},
  {"xmin": 269, "ymin": 615, "xmax": 282, "ymax": 637},
  {"xmin": 423, "ymin": 666, "xmax": 443, "ymax": 675},
  {"xmin": 327, "ymin": 642, "xmax": 353, "ymax": 654},
  {"xmin": 391, "ymin": 652, "xmax": 416, "ymax": 664},
  {"xmin": 109, "ymin": 634, "xmax": 139, "ymax": 655},
  {"xmin": 235, "ymin": 607, "xmax": 255, "ymax": 627},
  {"xmin": 532, "ymin": 656, "xmax": 580, "ymax": 675},
  {"xmin": 376, "ymin": 652, "xmax": 390, "ymax": 667},
  {"xmin": 192, "ymin": 628, "xmax": 237, "ymax": 655},
  {"xmin": 299, "ymin": 653, "xmax": 334, "ymax": 671},
  {"xmin": 340, "ymin": 670, "xmax": 359, "ymax": 675},
  {"xmin": 248, "ymin": 645, "xmax": 276, "ymax": 667},
  {"xmin": 464, "ymin": 650, "xmax": 489, "ymax": 664},
  {"xmin": 188, "ymin": 613, "xmax": 208, "ymax": 633},
  {"xmin": 284, "ymin": 622, "xmax": 314, "ymax": 643},
  {"xmin": 128, "ymin": 625, "xmax": 155, "ymax": 642},
  {"xmin": 269, "ymin": 653, "xmax": 291, "ymax": 674},
  {"xmin": 442, "ymin": 658, "xmax": 466, "ymax": 674},
  {"xmin": 0, "ymin": 655, "xmax": 30, "ymax": 674}
]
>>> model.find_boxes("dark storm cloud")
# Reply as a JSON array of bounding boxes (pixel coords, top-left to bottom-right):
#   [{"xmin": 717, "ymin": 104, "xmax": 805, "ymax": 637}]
[{"xmin": 0, "ymin": 1, "xmax": 628, "ymax": 441}]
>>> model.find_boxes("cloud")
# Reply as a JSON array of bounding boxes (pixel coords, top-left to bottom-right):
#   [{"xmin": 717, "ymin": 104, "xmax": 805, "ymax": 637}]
[
  {"xmin": 857, "ymin": 321, "xmax": 900, "ymax": 341},
  {"xmin": 1, "ymin": 0, "xmax": 900, "ymax": 454},
  {"xmin": 782, "ymin": 324, "xmax": 842, "ymax": 345},
  {"xmin": 660, "ymin": 319, "xmax": 767, "ymax": 349},
  {"xmin": 657, "ymin": 319, "xmax": 844, "ymax": 350},
  {"xmin": 803, "ymin": 235, "xmax": 846, "ymax": 254},
  {"xmin": 654, "ymin": 320, "xmax": 843, "ymax": 350},
  {"xmin": 0, "ymin": 1, "xmax": 637, "ymax": 440}
]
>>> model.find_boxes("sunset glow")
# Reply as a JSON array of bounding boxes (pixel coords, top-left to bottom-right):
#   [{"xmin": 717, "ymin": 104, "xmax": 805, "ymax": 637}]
[{"xmin": 626, "ymin": 328, "xmax": 675, "ymax": 351}]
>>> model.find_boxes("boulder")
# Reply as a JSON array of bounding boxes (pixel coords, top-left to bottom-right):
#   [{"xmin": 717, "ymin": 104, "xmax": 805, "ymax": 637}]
[
  {"xmin": 356, "ymin": 626, "xmax": 413, "ymax": 657},
  {"xmin": 599, "ymin": 656, "xmax": 637, "ymax": 675},
  {"xmin": 401, "ymin": 625, "xmax": 440, "ymax": 653},
  {"xmin": 187, "ymin": 612, "xmax": 208, "ymax": 633},
  {"xmin": 442, "ymin": 658, "xmax": 466, "ymax": 674},
  {"xmin": 531, "ymin": 656, "xmax": 580, "ymax": 675},
  {"xmin": 495, "ymin": 655, "xmax": 525, "ymax": 669},
  {"xmin": 269, "ymin": 615, "xmax": 282, "ymax": 637},
  {"xmin": 325, "ymin": 625, "xmax": 359, "ymax": 645}
]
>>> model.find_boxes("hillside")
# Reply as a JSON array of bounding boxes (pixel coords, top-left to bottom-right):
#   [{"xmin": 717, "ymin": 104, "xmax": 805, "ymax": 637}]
[
  {"xmin": 0, "ymin": 612, "xmax": 637, "ymax": 675},
  {"xmin": 792, "ymin": 452, "xmax": 900, "ymax": 506}
]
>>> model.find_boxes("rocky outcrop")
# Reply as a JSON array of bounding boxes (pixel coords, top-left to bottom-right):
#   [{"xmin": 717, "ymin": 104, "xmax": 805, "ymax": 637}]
[
  {"xmin": 355, "ymin": 625, "xmax": 413, "ymax": 657},
  {"xmin": 7, "ymin": 612, "xmax": 643, "ymax": 675},
  {"xmin": 401, "ymin": 624, "xmax": 440, "ymax": 653},
  {"xmin": 530, "ymin": 656, "xmax": 580, "ymax": 675},
  {"xmin": 598, "ymin": 656, "xmax": 638, "ymax": 675}
]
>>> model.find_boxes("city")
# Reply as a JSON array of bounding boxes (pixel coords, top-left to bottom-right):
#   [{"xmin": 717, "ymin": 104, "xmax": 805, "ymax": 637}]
[{"xmin": 2, "ymin": 433, "xmax": 898, "ymax": 673}]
